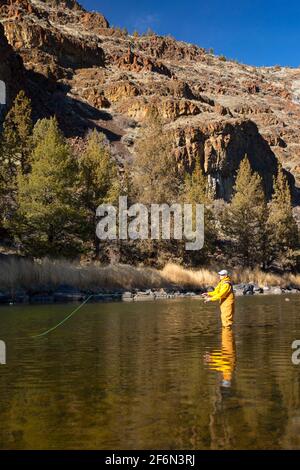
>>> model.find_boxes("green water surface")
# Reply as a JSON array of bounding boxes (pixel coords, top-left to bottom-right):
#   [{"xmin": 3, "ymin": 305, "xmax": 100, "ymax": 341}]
[{"xmin": 0, "ymin": 295, "xmax": 300, "ymax": 450}]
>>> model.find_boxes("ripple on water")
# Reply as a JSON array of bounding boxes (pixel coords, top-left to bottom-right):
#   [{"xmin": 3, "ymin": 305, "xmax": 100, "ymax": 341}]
[{"xmin": 0, "ymin": 296, "xmax": 300, "ymax": 449}]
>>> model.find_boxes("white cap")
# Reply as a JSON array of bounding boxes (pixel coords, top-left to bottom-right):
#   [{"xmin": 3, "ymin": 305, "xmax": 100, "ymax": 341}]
[{"xmin": 218, "ymin": 269, "xmax": 228, "ymax": 276}]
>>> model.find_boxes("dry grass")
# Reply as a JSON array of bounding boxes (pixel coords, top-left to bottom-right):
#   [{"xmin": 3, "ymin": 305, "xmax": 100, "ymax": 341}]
[
  {"xmin": 231, "ymin": 267, "xmax": 300, "ymax": 289},
  {"xmin": 161, "ymin": 264, "xmax": 300, "ymax": 288},
  {"xmin": 0, "ymin": 258, "xmax": 299, "ymax": 293},
  {"xmin": 231, "ymin": 268, "xmax": 283, "ymax": 287},
  {"xmin": 162, "ymin": 264, "xmax": 300, "ymax": 289},
  {"xmin": 0, "ymin": 258, "xmax": 168, "ymax": 292},
  {"xmin": 161, "ymin": 263, "xmax": 218, "ymax": 287}
]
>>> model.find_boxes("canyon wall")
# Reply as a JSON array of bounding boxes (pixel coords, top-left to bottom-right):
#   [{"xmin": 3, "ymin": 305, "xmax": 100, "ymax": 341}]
[{"xmin": 0, "ymin": 0, "xmax": 299, "ymax": 202}]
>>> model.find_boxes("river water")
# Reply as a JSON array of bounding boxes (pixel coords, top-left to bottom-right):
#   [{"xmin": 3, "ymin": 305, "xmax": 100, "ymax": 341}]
[{"xmin": 0, "ymin": 295, "xmax": 300, "ymax": 449}]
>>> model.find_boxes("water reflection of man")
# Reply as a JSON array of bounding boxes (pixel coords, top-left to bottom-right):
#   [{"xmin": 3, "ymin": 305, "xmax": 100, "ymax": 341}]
[{"xmin": 204, "ymin": 328, "xmax": 236, "ymax": 389}]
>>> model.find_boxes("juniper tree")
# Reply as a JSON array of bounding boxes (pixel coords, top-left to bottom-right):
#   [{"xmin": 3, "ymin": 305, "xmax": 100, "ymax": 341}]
[
  {"xmin": 182, "ymin": 158, "xmax": 207, "ymax": 203},
  {"xmin": 0, "ymin": 91, "xmax": 33, "ymax": 229},
  {"xmin": 78, "ymin": 129, "xmax": 120, "ymax": 258},
  {"xmin": 181, "ymin": 158, "xmax": 217, "ymax": 265},
  {"xmin": 267, "ymin": 165, "xmax": 299, "ymax": 269},
  {"xmin": 0, "ymin": 90, "xmax": 33, "ymax": 177},
  {"xmin": 13, "ymin": 117, "xmax": 82, "ymax": 257},
  {"xmin": 133, "ymin": 112, "xmax": 181, "ymax": 204},
  {"xmin": 222, "ymin": 156, "xmax": 268, "ymax": 268},
  {"xmin": 130, "ymin": 112, "xmax": 183, "ymax": 265}
]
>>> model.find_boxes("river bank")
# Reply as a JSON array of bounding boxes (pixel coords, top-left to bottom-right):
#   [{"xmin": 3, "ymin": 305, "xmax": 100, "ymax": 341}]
[
  {"xmin": 1, "ymin": 285, "xmax": 300, "ymax": 305},
  {"xmin": 0, "ymin": 257, "xmax": 299, "ymax": 305}
]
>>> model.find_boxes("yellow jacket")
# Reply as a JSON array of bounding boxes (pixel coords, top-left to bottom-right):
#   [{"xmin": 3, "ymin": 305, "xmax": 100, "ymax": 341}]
[{"xmin": 208, "ymin": 276, "xmax": 234, "ymax": 303}]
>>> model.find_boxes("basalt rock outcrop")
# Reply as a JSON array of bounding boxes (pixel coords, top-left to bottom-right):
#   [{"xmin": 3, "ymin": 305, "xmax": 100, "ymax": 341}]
[
  {"xmin": 0, "ymin": 22, "xmax": 24, "ymax": 113},
  {"xmin": 111, "ymin": 47, "xmax": 174, "ymax": 78},
  {"xmin": 173, "ymin": 119, "xmax": 290, "ymax": 199},
  {"xmin": 0, "ymin": 0, "xmax": 300, "ymax": 203}
]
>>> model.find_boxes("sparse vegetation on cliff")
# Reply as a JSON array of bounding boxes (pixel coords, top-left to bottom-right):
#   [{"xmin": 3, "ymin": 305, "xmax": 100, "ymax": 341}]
[{"xmin": 0, "ymin": 92, "xmax": 299, "ymax": 272}]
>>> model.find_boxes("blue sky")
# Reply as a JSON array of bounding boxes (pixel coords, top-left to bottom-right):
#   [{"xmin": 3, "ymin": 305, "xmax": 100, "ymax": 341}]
[{"xmin": 79, "ymin": 0, "xmax": 300, "ymax": 67}]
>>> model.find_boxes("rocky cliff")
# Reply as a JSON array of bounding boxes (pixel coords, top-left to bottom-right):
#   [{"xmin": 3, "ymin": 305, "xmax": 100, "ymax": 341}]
[
  {"xmin": 0, "ymin": 21, "xmax": 24, "ymax": 114},
  {"xmin": 1, "ymin": 0, "xmax": 300, "ymax": 202}
]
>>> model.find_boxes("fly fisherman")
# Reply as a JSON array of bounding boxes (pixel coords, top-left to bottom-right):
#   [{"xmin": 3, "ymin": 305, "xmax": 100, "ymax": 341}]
[{"xmin": 202, "ymin": 270, "xmax": 235, "ymax": 328}]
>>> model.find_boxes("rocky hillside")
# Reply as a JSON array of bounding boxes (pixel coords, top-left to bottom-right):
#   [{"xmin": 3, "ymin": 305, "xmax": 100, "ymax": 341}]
[
  {"xmin": 0, "ymin": 21, "xmax": 24, "ymax": 113},
  {"xmin": 1, "ymin": 0, "xmax": 300, "ymax": 203}
]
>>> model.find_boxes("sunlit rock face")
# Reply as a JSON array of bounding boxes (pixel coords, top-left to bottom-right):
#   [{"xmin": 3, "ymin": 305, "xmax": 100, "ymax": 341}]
[
  {"xmin": 173, "ymin": 119, "xmax": 286, "ymax": 200},
  {"xmin": 0, "ymin": 0, "xmax": 299, "ymax": 202}
]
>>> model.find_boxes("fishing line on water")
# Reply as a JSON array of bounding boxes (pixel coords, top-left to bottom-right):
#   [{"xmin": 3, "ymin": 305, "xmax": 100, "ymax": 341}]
[{"xmin": 31, "ymin": 294, "xmax": 94, "ymax": 338}]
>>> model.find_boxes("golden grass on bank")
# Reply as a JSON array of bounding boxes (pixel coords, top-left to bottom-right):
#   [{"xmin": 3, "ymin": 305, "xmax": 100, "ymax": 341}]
[
  {"xmin": 0, "ymin": 258, "xmax": 299, "ymax": 292},
  {"xmin": 231, "ymin": 267, "xmax": 283, "ymax": 287},
  {"xmin": 0, "ymin": 258, "xmax": 168, "ymax": 292},
  {"xmin": 161, "ymin": 263, "xmax": 218, "ymax": 287},
  {"xmin": 286, "ymin": 273, "xmax": 300, "ymax": 289},
  {"xmin": 163, "ymin": 264, "xmax": 300, "ymax": 289},
  {"xmin": 231, "ymin": 267, "xmax": 300, "ymax": 289}
]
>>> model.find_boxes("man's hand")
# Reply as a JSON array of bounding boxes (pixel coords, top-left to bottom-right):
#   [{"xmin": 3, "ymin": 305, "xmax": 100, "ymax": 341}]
[
  {"xmin": 203, "ymin": 352, "xmax": 211, "ymax": 364},
  {"xmin": 204, "ymin": 297, "xmax": 211, "ymax": 303},
  {"xmin": 201, "ymin": 292, "xmax": 208, "ymax": 298}
]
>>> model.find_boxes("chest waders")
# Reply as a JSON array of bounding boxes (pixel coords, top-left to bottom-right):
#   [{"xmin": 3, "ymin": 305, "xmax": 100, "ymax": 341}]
[{"xmin": 220, "ymin": 280, "xmax": 235, "ymax": 328}]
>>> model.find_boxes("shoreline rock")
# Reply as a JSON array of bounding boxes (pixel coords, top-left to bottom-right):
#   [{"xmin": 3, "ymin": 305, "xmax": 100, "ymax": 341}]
[{"xmin": 0, "ymin": 283, "xmax": 299, "ymax": 305}]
